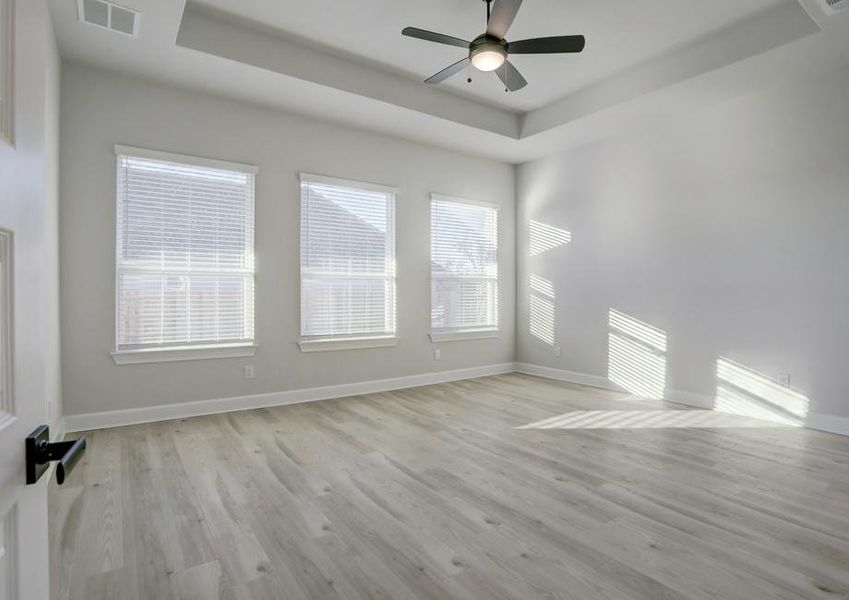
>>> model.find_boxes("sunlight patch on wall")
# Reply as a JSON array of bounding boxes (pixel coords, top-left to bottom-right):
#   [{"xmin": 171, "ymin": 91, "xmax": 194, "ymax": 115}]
[
  {"xmin": 529, "ymin": 220, "xmax": 571, "ymax": 256},
  {"xmin": 608, "ymin": 309, "xmax": 667, "ymax": 400},
  {"xmin": 529, "ymin": 273, "xmax": 554, "ymax": 298},
  {"xmin": 517, "ymin": 409, "xmax": 791, "ymax": 430},
  {"xmin": 529, "ymin": 274, "xmax": 555, "ymax": 345},
  {"xmin": 715, "ymin": 358, "xmax": 809, "ymax": 426}
]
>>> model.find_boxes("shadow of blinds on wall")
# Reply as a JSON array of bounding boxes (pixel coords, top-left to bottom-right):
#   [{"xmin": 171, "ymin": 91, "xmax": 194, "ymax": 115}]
[{"xmin": 607, "ymin": 308, "xmax": 667, "ymax": 400}]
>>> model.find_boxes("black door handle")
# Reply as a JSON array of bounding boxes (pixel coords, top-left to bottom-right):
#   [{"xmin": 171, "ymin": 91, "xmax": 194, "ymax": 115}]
[{"xmin": 25, "ymin": 425, "xmax": 86, "ymax": 485}]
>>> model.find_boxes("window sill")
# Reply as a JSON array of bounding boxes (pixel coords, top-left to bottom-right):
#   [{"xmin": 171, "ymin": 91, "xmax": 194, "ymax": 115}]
[
  {"xmin": 111, "ymin": 344, "xmax": 257, "ymax": 365},
  {"xmin": 429, "ymin": 329, "xmax": 499, "ymax": 343},
  {"xmin": 298, "ymin": 336, "xmax": 398, "ymax": 353}
]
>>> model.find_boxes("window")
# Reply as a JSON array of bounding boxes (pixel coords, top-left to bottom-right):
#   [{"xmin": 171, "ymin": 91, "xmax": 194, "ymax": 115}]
[
  {"xmin": 299, "ymin": 174, "xmax": 396, "ymax": 351},
  {"xmin": 113, "ymin": 146, "xmax": 256, "ymax": 363},
  {"xmin": 0, "ymin": 0, "xmax": 13, "ymax": 144},
  {"xmin": 431, "ymin": 195, "xmax": 498, "ymax": 341}
]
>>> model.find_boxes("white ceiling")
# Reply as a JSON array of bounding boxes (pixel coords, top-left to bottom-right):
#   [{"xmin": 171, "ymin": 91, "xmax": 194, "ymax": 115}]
[
  {"xmin": 48, "ymin": 0, "xmax": 849, "ymax": 162},
  {"xmin": 192, "ymin": 0, "xmax": 792, "ymax": 112}
]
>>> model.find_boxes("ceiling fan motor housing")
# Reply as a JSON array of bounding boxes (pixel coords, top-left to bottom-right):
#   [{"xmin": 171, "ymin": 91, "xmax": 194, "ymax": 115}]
[{"xmin": 470, "ymin": 35, "xmax": 508, "ymax": 71}]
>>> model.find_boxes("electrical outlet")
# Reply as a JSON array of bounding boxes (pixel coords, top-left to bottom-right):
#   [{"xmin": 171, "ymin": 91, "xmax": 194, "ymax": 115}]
[
  {"xmin": 434, "ymin": 349, "xmax": 441, "ymax": 360},
  {"xmin": 244, "ymin": 365, "xmax": 255, "ymax": 379},
  {"xmin": 777, "ymin": 372, "xmax": 791, "ymax": 387},
  {"xmin": 554, "ymin": 345, "xmax": 562, "ymax": 357}
]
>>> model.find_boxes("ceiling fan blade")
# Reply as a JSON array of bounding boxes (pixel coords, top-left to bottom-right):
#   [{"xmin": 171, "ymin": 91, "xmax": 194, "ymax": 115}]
[
  {"xmin": 509, "ymin": 35, "xmax": 586, "ymax": 54},
  {"xmin": 495, "ymin": 60, "xmax": 527, "ymax": 91},
  {"xmin": 425, "ymin": 57, "xmax": 471, "ymax": 84},
  {"xmin": 487, "ymin": 0, "xmax": 523, "ymax": 39},
  {"xmin": 402, "ymin": 27, "xmax": 469, "ymax": 49}
]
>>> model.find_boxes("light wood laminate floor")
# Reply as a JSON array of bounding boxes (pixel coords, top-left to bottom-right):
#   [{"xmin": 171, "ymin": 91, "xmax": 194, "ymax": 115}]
[{"xmin": 50, "ymin": 373, "xmax": 849, "ymax": 600}]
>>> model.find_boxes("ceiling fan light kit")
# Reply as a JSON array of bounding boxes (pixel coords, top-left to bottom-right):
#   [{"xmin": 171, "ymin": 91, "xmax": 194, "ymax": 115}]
[
  {"xmin": 402, "ymin": 0, "xmax": 586, "ymax": 93},
  {"xmin": 470, "ymin": 37, "xmax": 507, "ymax": 71}
]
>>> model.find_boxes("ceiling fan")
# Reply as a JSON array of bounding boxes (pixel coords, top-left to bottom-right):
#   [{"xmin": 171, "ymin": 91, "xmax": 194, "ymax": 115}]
[{"xmin": 402, "ymin": 0, "xmax": 585, "ymax": 92}]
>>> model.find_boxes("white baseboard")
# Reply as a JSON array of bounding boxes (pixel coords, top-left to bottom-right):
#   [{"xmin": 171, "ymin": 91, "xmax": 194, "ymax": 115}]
[
  {"xmin": 804, "ymin": 412, "xmax": 849, "ymax": 437},
  {"xmin": 664, "ymin": 388, "xmax": 714, "ymax": 409},
  {"xmin": 666, "ymin": 388, "xmax": 849, "ymax": 436},
  {"xmin": 515, "ymin": 362, "xmax": 625, "ymax": 392},
  {"xmin": 63, "ymin": 360, "xmax": 849, "ymax": 439},
  {"xmin": 64, "ymin": 362, "xmax": 516, "ymax": 432}
]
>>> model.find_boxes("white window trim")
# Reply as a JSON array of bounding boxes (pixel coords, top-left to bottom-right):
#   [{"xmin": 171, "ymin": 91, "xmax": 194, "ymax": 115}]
[
  {"xmin": 114, "ymin": 145, "xmax": 259, "ymax": 175},
  {"xmin": 430, "ymin": 193, "xmax": 499, "ymax": 210},
  {"xmin": 111, "ymin": 343, "xmax": 257, "ymax": 365},
  {"xmin": 299, "ymin": 173, "xmax": 398, "ymax": 349},
  {"xmin": 298, "ymin": 336, "xmax": 398, "ymax": 353},
  {"xmin": 429, "ymin": 329, "xmax": 499, "ymax": 343},
  {"xmin": 113, "ymin": 146, "xmax": 257, "ymax": 359},
  {"xmin": 299, "ymin": 172, "xmax": 397, "ymax": 195},
  {"xmin": 0, "ymin": 0, "xmax": 14, "ymax": 146},
  {"xmin": 430, "ymin": 193, "xmax": 500, "ymax": 337}
]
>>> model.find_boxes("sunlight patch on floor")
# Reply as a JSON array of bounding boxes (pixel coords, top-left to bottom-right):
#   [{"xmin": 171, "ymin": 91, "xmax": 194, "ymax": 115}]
[{"xmin": 517, "ymin": 409, "xmax": 794, "ymax": 430}]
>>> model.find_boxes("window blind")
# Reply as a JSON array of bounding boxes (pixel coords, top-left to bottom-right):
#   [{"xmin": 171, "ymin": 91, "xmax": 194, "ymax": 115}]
[
  {"xmin": 300, "ymin": 175, "xmax": 396, "ymax": 340},
  {"xmin": 115, "ymin": 149, "xmax": 255, "ymax": 351},
  {"xmin": 431, "ymin": 196, "xmax": 498, "ymax": 332}
]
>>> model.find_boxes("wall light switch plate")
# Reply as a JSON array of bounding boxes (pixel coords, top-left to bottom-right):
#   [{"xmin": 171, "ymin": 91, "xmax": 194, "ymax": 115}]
[
  {"xmin": 554, "ymin": 345, "xmax": 562, "ymax": 357},
  {"xmin": 434, "ymin": 349, "xmax": 441, "ymax": 360},
  {"xmin": 244, "ymin": 365, "xmax": 255, "ymax": 379}
]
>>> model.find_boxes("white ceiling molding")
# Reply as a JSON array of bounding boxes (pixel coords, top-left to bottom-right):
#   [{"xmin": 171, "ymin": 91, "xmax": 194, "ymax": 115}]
[
  {"xmin": 522, "ymin": 2, "xmax": 820, "ymax": 137},
  {"xmin": 176, "ymin": 3, "xmax": 522, "ymax": 139},
  {"xmin": 511, "ymin": 32, "xmax": 849, "ymax": 161},
  {"xmin": 188, "ymin": 0, "xmax": 802, "ymax": 112},
  {"xmin": 175, "ymin": 1, "xmax": 825, "ymax": 144},
  {"xmin": 48, "ymin": 0, "xmax": 849, "ymax": 163}
]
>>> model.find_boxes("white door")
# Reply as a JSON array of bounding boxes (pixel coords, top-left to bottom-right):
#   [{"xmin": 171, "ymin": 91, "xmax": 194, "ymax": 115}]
[
  {"xmin": 0, "ymin": 0, "xmax": 61, "ymax": 597},
  {"xmin": 0, "ymin": 230, "xmax": 25, "ymax": 600},
  {"xmin": 0, "ymin": 228, "xmax": 52, "ymax": 600},
  {"xmin": 0, "ymin": 230, "xmax": 54, "ymax": 600}
]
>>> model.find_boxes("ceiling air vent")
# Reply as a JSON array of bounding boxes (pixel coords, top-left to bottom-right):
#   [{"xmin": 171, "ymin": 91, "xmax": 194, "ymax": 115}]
[
  {"xmin": 820, "ymin": 0, "xmax": 849, "ymax": 15},
  {"xmin": 77, "ymin": 0, "xmax": 140, "ymax": 37}
]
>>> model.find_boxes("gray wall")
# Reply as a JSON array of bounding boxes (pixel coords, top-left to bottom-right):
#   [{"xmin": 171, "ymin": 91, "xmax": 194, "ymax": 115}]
[
  {"xmin": 60, "ymin": 63, "xmax": 515, "ymax": 417},
  {"xmin": 517, "ymin": 66, "xmax": 849, "ymax": 422}
]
